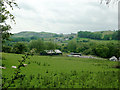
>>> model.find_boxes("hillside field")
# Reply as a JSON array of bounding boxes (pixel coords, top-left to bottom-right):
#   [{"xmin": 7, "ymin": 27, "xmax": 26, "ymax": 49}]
[{"xmin": 1, "ymin": 53, "xmax": 120, "ymax": 88}]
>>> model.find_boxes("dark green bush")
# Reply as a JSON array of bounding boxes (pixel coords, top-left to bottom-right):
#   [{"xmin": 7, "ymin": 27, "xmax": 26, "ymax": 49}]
[
  {"xmin": 13, "ymin": 42, "xmax": 28, "ymax": 54},
  {"xmin": 2, "ymin": 45, "xmax": 12, "ymax": 53}
]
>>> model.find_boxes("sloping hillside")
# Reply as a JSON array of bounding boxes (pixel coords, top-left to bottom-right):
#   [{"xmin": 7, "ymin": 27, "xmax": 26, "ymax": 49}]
[
  {"xmin": 93, "ymin": 30, "xmax": 115, "ymax": 37},
  {"xmin": 12, "ymin": 31, "xmax": 61, "ymax": 38}
]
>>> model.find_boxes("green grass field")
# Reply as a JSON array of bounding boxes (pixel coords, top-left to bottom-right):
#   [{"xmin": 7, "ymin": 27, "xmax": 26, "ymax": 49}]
[{"xmin": 2, "ymin": 53, "xmax": 120, "ymax": 88}]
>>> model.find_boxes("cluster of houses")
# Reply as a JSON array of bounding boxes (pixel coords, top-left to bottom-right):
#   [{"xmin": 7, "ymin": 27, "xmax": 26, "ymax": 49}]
[
  {"xmin": 54, "ymin": 33, "xmax": 76, "ymax": 42},
  {"xmin": 54, "ymin": 37, "xmax": 70, "ymax": 42}
]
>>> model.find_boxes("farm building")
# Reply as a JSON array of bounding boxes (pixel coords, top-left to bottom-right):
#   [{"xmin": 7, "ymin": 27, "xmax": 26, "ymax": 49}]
[
  {"xmin": 40, "ymin": 49, "xmax": 62, "ymax": 55},
  {"xmin": 67, "ymin": 53, "xmax": 82, "ymax": 57},
  {"xmin": 71, "ymin": 53, "xmax": 82, "ymax": 56},
  {"xmin": 109, "ymin": 56, "xmax": 118, "ymax": 61}
]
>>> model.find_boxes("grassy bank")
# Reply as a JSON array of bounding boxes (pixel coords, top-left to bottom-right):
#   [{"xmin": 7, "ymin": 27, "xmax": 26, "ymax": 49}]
[{"xmin": 2, "ymin": 53, "xmax": 119, "ymax": 88}]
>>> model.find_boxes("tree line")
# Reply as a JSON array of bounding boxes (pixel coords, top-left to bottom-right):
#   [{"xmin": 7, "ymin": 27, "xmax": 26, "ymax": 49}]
[
  {"xmin": 77, "ymin": 30, "xmax": 119, "ymax": 40},
  {"xmin": 2, "ymin": 39, "xmax": 58, "ymax": 54},
  {"xmin": 2, "ymin": 37, "xmax": 120, "ymax": 58},
  {"xmin": 59, "ymin": 40, "xmax": 120, "ymax": 58}
]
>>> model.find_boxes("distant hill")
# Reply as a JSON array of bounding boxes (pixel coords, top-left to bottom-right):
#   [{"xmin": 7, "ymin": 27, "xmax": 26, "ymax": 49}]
[
  {"xmin": 12, "ymin": 31, "xmax": 63, "ymax": 38},
  {"xmin": 11, "ymin": 30, "xmax": 118, "ymax": 42},
  {"xmin": 9, "ymin": 31, "xmax": 77, "ymax": 42}
]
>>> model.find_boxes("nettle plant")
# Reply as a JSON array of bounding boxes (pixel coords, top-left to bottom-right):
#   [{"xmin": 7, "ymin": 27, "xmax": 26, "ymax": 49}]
[{"xmin": 2, "ymin": 50, "xmax": 34, "ymax": 88}]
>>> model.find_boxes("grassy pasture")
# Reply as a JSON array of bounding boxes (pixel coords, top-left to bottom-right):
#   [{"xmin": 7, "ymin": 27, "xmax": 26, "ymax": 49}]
[{"xmin": 2, "ymin": 53, "xmax": 120, "ymax": 88}]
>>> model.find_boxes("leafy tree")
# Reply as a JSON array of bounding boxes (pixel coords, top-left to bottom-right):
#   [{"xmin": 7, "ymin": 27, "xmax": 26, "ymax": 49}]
[
  {"xmin": 29, "ymin": 39, "xmax": 45, "ymax": 53},
  {"xmin": 0, "ymin": 0, "xmax": 18, "ymax": 43},
  {"xmin": 112, "ymin": 30, "xmax": 120, "ymax": 40},
  {"xmin": 76, "ymin": 42, "xmax": 90, "ymax": 53},
  {"xmin": 91, "ymin": 43, "xmax": 120, "ymax": 58},
  {"xmin": 103, "ymin": 34, "xmax": 112, "ymax": 40},
  {"xmin": 13, "ymin": 42, "xmax": 27, "ymax": 54},
  {"xmin": 2, "ymin": 45, "xmax": 12, "ymax": 53},
  {"xmin": 69, "ymin": 36, "xmax": 74, "ymax": 40},
  {"xmin": 45, "ymin": 42, "xmax": 57, "ymax": 50},
  {"xmin": 93, "ymin": 45, "xmax": 109, "ymax": 58},
  {"xmin": 83, "ymin": 48, "xmax": 94, "ymax": 55},
  {"xmin": 107, "ymin": 43, "xmax": 120, "ymax": 58},
  {"xmin": 61, "ymin": 45, "xmax": 68, "ymax": 52},
  {"xmin": 0, "ymin": 0, "xmax": 19, "ymax": 53},
  {"xmin": 67, "ymin": 40, "xmax": 77, "ymax": 52}
]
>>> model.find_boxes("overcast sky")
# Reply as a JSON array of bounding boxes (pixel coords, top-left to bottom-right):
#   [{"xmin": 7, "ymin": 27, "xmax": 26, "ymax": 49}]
[{"xmin": 8, "ymin": 0, "xmax": 118, "ymax": 34}]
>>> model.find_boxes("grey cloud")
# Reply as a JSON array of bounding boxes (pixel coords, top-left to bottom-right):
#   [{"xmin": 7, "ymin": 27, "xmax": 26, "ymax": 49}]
[
  {"xmin": 10, "ymin": 0, "xmax": 118, "ymax": 33},
  {"xmin": 19, "ymin": 3, "xmax": 36, "ymax": 12},
  {"xmin": 38, "ymin": 1, "xmax": 117, "ymax": 24}
]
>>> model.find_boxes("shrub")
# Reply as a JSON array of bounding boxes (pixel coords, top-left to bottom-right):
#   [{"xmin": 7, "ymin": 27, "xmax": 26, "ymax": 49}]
[
  {"xmin": 13, "ymin": 42, "xmax": 27, "ymax": 54},
  {"xmin": 2, "ymin": 45, "xmax": 12, "ymax": 53}
]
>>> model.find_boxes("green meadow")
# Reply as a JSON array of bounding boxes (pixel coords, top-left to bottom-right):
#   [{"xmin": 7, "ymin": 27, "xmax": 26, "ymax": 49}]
[{"xmin": 2, "ymin": 53, "xmax": 119, "ymax": 88}]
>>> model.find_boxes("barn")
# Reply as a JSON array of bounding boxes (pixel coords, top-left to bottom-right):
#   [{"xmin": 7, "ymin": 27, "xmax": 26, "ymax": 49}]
[
  {"xmin": 40, "ymin": 49, "xmax": 62, "ymax": 55},
  {"xmin": 71, "ymin": 53, "xmax": 82, "ymax": 56}
]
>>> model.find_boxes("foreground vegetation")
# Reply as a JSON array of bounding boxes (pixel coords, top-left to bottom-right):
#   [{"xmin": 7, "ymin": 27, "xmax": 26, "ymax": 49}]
[{"xmin": 2, "ymin": 53, "xmax": 120, "ymax": 88}]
